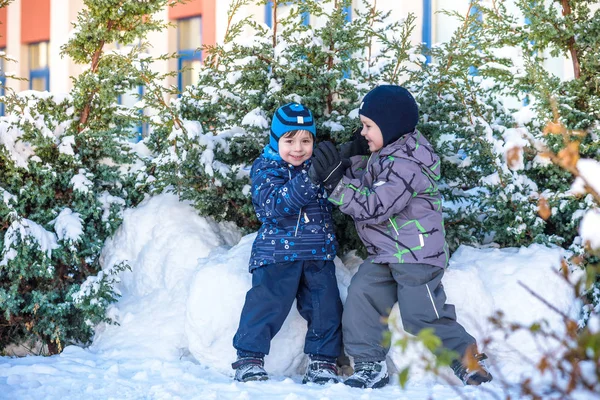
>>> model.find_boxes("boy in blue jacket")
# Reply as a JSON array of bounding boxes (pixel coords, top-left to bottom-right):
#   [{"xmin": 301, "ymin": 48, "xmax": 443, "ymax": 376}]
[{"xmin": 232, "ymin": 103, "xmax": 348, "ymax": 384}]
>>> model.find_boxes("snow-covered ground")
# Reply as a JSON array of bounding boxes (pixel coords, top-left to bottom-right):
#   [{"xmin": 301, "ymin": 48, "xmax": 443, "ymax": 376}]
[{"xmin": 0, "ymin": 194, "xmax": 591, "ymax": 399}]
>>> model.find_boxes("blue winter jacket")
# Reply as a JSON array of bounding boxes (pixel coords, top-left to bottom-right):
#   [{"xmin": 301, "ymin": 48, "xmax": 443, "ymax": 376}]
[{"xmin": 248, "ymin": 146, "xmax": 338, "ymax": 271}]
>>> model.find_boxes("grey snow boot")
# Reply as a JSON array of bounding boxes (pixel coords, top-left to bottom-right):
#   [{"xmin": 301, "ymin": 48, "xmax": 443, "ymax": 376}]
[
  {"xmin": 232, "ymin": 357, "xmax": 268, "ymax": 382},
  {"xmin": 344, "ymin": 361, "xmax": 389, "ymax": 389},
  {"xmin": 302, "ymin": 359, "xmax": 339, "ymax": 385},
  {"xmin": 451, "ymin": 353, "xmax": 493, "ymax": 386}
]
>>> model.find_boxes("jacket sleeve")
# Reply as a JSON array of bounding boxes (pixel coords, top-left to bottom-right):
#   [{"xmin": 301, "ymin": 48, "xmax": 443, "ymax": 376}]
[
  {"xmin": 252, "ymin": 166, "xmax": 320, "ymax": 218},
  {"xmin": 344, "ymin": 155, "xmax": 369, "ymax": 180},
  {"xmin": 328, "ymin": 158, "xmax": 426, "ymax": 224}
]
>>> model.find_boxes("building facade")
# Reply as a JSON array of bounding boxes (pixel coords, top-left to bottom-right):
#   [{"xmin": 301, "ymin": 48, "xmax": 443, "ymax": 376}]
[{"xmin": 0, "ymin": 1, "xmax": 590, "ymax": 97}]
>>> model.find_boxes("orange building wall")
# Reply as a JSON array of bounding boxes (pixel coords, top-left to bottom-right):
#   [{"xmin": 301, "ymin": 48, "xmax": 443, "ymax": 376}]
[
  {"xmin": 21, "ymin": 0, "xmax": 51, "ymax": 44},
  {"xmin": 0, "ymin": 8, "xmax": 7, "ymax": 48},
  {"xmin": 169, "ymin": 0, "xmax": 203, "ymax": 19},
  {"xmin": 169, "ymin": 0, "xmax": 215, "ymax": 49}
]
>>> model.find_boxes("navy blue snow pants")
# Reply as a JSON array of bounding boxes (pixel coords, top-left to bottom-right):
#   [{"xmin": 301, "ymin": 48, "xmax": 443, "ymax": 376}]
[{"xmin": 233, "ymin": 260, "xmax": 343, "ymax": 360}]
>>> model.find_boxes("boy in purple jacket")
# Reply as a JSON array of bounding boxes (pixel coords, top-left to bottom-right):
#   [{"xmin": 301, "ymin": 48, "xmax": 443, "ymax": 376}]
[{"xmin": 321, "ymin": 85, "xmax": 493, "ymax": 388}]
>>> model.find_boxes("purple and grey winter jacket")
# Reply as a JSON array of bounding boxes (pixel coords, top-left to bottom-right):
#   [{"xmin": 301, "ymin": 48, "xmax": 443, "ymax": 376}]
[{"xmin": 328, "ymin": 130, "xmax": 449, "ymax": 269}]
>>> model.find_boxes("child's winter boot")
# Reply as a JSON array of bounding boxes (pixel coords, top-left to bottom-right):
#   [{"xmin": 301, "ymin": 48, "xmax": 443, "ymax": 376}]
[
  {"xmin": 302, "ymin": 359, "xmax": 339, "ymax": 384},
  {"xmin": 232, "ymin": 357, "xmax": 268, "ymax": 382},
  {"xmin": 343, "ymin": 361, "xmax": 389, "ymax": 389},
  {"xmin": 451, "ymin": 352, "xmax": 493, "ymax": 385}
]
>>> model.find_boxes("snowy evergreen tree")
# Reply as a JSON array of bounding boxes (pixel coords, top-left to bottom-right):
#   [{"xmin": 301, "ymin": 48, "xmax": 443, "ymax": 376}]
[
  {"xmin": 406, "ymin": 4, "xmax": 600, "ymax": 389},
  {"xmin": 147, "ymin": 0, "xmax": 599, "ymax": 311},
  {"xmin": 403, "ymin": 0, "xmax": 599, "ymax": 300},
  {"xmin": 148, "ymin": 0, "xmax": 422, "ymax": 255},
  {"xmin": 0, "ymin": 0, "xmax": 181, "ymax": 354},
  {"xmin": 467, "ymin": 0, "xmax": 600, "ymax": 319}
]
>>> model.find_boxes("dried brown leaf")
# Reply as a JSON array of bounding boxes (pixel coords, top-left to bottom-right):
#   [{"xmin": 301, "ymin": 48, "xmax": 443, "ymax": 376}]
[
  {"xmin": 538, "ymin": 197, "xmax": 551, "ymax": 220},
  {"xmin": 557, "ymin": 141, "xmax": 580, "ymax": 169},
  {"xmin": 543, "ymin": 121, "xmax": 565, "ymax": 135},
  {"xmin": 538, "ymin": 356, "xmax": 550, "ymax": 373},
  {"xmin": 506, "ymin": 146, "xmax": 522, "ymax": 170}
]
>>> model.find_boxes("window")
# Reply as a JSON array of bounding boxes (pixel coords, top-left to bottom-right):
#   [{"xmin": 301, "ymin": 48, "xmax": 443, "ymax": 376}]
[
  {"xmin": 29, "ymin": 41, "xmax": 50, "ymax": 91},
  {"xmin": 177, "ymin": 16, "xmax": 202, "ymax": 91}
]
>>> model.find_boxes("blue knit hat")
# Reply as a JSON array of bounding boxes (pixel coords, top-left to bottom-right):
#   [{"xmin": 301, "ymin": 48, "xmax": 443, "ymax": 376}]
[
  {"xmin": 359, "ymin": 85, "xmax": 419, "ymax": 146},
  {"xmin": 269, "ymin": 103, "xmax": 316, "ymax": 152}
]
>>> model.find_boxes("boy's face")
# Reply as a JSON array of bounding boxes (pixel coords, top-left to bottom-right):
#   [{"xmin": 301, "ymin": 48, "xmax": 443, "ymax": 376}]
[
  {"xmin": 360, "ymin": 115, "xmax": 384, "ymax": 152},
  {"xmin": 279, "ymin": 130, "xmax": 314, "ymax": 166}
]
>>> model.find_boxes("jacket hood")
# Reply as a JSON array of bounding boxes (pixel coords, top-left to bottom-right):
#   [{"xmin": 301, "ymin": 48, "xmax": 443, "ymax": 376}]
[
  {"xmin": 252, "ymin": 149, "xmax": 311, "ymax": 177},
  {"xmin": 262, "ymin": 143, "xmax": 282, "ymax": 161},
  {"xmin": 379, "ymin": 130, "xmax": 441, "ymax": 181}
]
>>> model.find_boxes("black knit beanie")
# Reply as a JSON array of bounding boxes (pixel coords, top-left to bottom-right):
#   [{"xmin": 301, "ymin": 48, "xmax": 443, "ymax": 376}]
[{"xmin": 359, "ymin": 85, "xmax": 419, "ymax": 146}]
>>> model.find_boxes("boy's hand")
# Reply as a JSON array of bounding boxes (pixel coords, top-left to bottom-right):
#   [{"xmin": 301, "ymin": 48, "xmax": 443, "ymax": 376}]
[
  {"xmin": 308, "ymin": 141, "xmax": 351, "ymax": 191},
  {"xmin": 339, "ymin": 128, "xmax": 370, "ymax": 159}
]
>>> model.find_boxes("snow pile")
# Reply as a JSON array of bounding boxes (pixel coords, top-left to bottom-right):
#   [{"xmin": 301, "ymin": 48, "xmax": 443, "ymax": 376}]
[
  {"xmin": 0, "ymin": 194, "xmax": 589, "ymax": 399},
  {"xmin": 92, "ymin": 194, "xmax": 581, "ymax": 385},
  {"xmin": 185, "ymin": 236, "xmax": 355, "ymax": 376},
  {"xmin": 92, "ymin": 194, "xmax": 242, "ymax": 359},
  {"xmin": 443, "ymin": 245, "xmax": 581, "ymax": 379}
]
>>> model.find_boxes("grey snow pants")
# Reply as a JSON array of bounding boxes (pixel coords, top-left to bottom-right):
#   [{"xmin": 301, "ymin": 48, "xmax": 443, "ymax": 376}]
[{"xmin": 342, "ymin": 260, "xmax": 476, "ymax": 362}]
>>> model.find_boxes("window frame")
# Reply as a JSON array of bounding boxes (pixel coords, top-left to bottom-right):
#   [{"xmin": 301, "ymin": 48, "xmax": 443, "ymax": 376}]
[
  {"xmin": 0, "ymin": 49, "xmax": 5, "ymax": 116},
  {"xmin": 422, "ymin": 0, "xmax": 432, "ymax": 64}
]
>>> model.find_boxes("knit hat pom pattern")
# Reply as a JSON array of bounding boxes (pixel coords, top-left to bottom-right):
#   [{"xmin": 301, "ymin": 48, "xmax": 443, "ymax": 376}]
[
  {"xmin": 270, "ymin": 103, "xmax": 316, "ymax": 152},
  {"xmin": 359, "ymin": 85, "xmax": 419, "ymax": 146}
]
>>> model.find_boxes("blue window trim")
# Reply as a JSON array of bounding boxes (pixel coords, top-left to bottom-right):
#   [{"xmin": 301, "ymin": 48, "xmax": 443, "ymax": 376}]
[
  {"xmin": 344, "ymin": 5, "xmax": 351, "ymax": 23},
  {"xmin": 301, "ymin": 0, "xmax": 310, "ymax": 26},
  {"xmin": 265, "ymin": 1, "xmax": 273, "ymax": 27},
  {"xmin": 117, "ymin": 85, "xmax": 145, "ymax": 141},
  {"xmin": 341, "ymin": 5, "xmax": 352, "ymax": 78},
  {"xmin": 177, "ymin": 16, "xmax": 203, "ymax": 93},
  {"xmin": 0, "ymin": 80, "xmax": 4, "ymax": 115},
  {"xmin": 468, "ymin": 3, "xmax": 482, "ymax": 76},
  {"xmin": 178, "ymin": 49, "xmax": 203, "ymax": 92},
  {"xmin": 422, "ymin": 0, "xmax": 432, "ymax": 64},
  {"xmin": 0, "ymin": 49, "xmax": 4, "ymax": 116}
]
